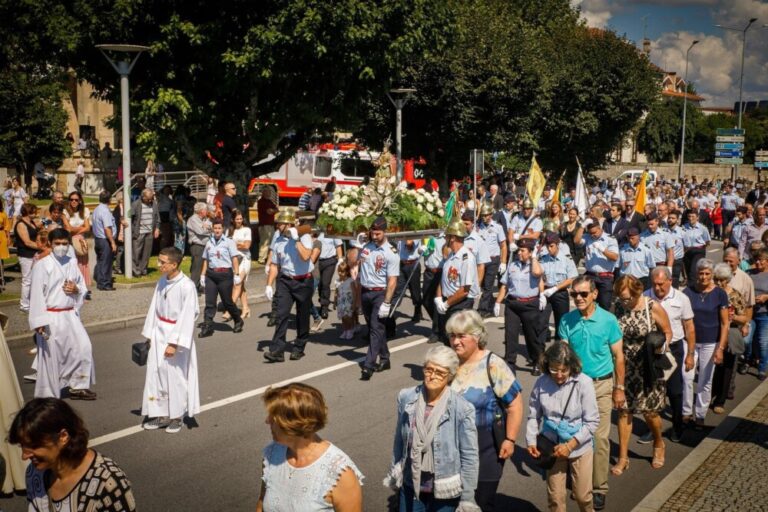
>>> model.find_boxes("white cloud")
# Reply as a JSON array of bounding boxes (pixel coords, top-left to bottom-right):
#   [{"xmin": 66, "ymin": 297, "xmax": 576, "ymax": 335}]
[{"xmin": 572, "ymin": 0, "xmax": 614, "ymax": 27}]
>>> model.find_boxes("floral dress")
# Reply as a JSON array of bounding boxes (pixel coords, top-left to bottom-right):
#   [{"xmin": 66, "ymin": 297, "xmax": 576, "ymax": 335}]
[
  {"xmin": 335, "ymin": 277, "xmax": 354, "ymax": 319},
  {"xmin": 615, "ymin": 298, "xmax": 666, "ymax": 413}
]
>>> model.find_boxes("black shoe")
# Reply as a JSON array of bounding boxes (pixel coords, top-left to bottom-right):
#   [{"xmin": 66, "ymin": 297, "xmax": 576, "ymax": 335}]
[
  {"xmin": 669, "ymin": 429, "xmax": 683, "ymax": 443},
  {"xmin": 531, "ymin": 366, "xmax": 542, "ymax": 377},
  {"xmin": 480, "ymin": 311, "xmax": 492, "ymax": 319},
  {"xmin": 737, "ymin": 363, "xmax": 748, "ymax": 375},
  {"xmin": 198, "ymin": 325, "xmax": 214, "ymax": 338},
  {"xmin": 427, "ymin": 334, "xmax": 440, "ymax": 344},
  {"xmin": 85, "ymin": 291, "xmax": 92, "ymax": 301},
  {"xmin": 593, "ymin": 493, "xmax": 606, "ymax": 511},
  {"xmin": 98, "ymin": 286, "xmax": 116, "ymax": 291},
  {"xmin": 267, "ymin": 316, "xmax": 277, "ymax": 327},
  {"xmin": 320, "ymin": 308, "xmax": 329, "ymax": 320},
  {"xmin": 68, "ymin": 388, "xmax": 97, "ymax": 400},
  {"xmin": 232, "ymin": 320, "xmax": 244, "ymax": 333},
  {"xmin": 375, "ymin": 360, "xmax": 391, "ymax": 372},
  {"xmin": 290, "ymin": 351, "xmax": 305, "ymax": 361},
  {"xmin": 361, "ymin": 368, "xmax": 374, "ymax": 381},
  {"xmin": 263, "ymin": 351, "xmax": 285, "ymax": 363},
  {"xmin": 411, "ymin": 312, "xmax": 423, "ymax": 323}
]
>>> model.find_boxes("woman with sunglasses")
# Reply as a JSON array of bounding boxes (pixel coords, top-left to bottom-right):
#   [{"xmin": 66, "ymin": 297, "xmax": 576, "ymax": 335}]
[
  {"xmin": 610, "ymin": 275, "xmax": 672, "ymax": 475},
  {"xmin": 63, "ymin": 192, "xmax": 92, "ymax": 298},
  {"xmin": 448, "ymin": 310, "xmax": 523, "ymax": 511},
  {"xmin": 386, "ymin": 345, "xmax": 480, "ymax": 512}
]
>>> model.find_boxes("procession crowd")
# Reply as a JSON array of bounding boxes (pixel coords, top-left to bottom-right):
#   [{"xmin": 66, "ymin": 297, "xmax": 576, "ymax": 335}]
[{"xmin": 1, "ymin": 171, "xmax": 767, "ymax": 512}]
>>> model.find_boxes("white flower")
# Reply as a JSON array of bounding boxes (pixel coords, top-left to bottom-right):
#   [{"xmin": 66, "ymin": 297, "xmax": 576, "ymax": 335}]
[
  {"xmin": 437, "ymin": 209, "xmax": 445, "ymax": 217},
  {"xmin": 426, "ymin": 203, "xmax": 434, "ymax": 213},
  {"xmin": 416, "ymin": 195, "xmax": 425, "ymax": 204},
  {"xmin": 377, "ymin": 185, "xmax": 385, "ymax": 194}
]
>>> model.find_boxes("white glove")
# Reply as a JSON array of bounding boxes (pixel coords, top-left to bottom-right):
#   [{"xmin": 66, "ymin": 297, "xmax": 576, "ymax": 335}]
[
  {"xmin": 234, "ymin": 274, "xmax": 241, "ymax": 285},
  {"xmin": 288, "ymin": 227, "xmax": 299, "ymax": 240},
  {"xmin": 265, "ymin": 285, "xmax": 274, "ymax": 301},
  {"xmin": 509, "ymin": 242, "xmax": 518, "ymax": 253},
  {"xmin": 513, "ymin": 233, "xmax": 520, "ymax": 241},
  {"xmin": 493, "ymin": 302, "xmax": 501, "ymax": 317},
  {"xmin": 434, "ymin": 297, "xmax": 448, "ymax": 315},
  {"xmin": 378, "ymin": 302, "xmax": 392, "ymax": 318},
  {"xmin": 498, "ymin": 263, "xmax": 507, "ymax": 276},
  {"xmin": 265, "ymin": 264, "xmax": 271, "ymax": 276},
  {"xmin": 199, "ymin": 276, "xmax": 206, "ymax": 288},
  {"xmin": 417, "ymin": 245, "xmax": 426, "ymax": 255},
  {"xmin": 543, "ymin": 287, "xmax": 557, "ymax": 298},
  {"xmin": 538, "ymin": 294, "xmax": 547, "ymax": 311},
  {"xmin": 591, "ymin": 242, "xmax": 604, "ymax": 254}
]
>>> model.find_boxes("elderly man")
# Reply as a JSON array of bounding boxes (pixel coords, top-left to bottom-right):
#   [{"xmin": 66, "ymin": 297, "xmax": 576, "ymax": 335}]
[
  {"xmin": 131, "ymin": 188, "xmax": 160, "ymax": 276},
  {"xmin": 726, "ymin": 206, "xmax": 752, "ymax": 254},
  {"xmin": 723, "ymin": 247, "xmax": 756, "ymax": 377},
  {"xmin": 558, "ymin": 275, "xmax": 625, "ymax": 511},
  {"xmin": 739, "ymin": 206, "xmax": 768, "ymax": 261},
  {"xmin": 488, "ymin": 184, "xmax": 503, "ymax": 212},
  {"xmin": 91, "ymin": 190, "xmax": 117, "ymax": 291},
  {"xmin": 187, "ymin": 202, "xmax": 212, "ymax": 294}
]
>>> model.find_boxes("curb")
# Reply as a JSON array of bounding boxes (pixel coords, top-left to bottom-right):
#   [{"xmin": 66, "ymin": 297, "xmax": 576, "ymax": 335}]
[
  {"xmin": 632, "ymin": 377, "xmax": 768, "ymax": 512},
  {"xmin": 113, "ymin": 281, "xmax": 157, "ymax": 290},
  {"xmin": 5, "ymin": 293, "xmax": 270, "ymax": 347}
]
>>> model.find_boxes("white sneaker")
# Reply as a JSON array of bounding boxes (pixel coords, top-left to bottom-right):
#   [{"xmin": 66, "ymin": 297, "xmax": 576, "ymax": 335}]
[
  {"xmin": 28, "ymin": 347, "xmax": 38, "ymax": 355},
  {"xmin": 311, "ymin": 318, "xmax": 325, "ymax": 333},
  {"xmin": 165, "ymin": 418, "xmax": 183, "ymax": 434},
  {"xmin": 142, "ymin": 417, "xmax": 170, "ymax": 430},
  {"xmin": 23, "ymin": 372, "xmax": 37, "ymax": 382}
]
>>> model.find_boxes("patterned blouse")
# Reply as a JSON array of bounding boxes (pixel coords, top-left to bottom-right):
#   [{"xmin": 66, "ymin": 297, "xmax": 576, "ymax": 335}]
[{"xmin": 726, "ymin": 287, "xmax": 746, "ymax": 326}]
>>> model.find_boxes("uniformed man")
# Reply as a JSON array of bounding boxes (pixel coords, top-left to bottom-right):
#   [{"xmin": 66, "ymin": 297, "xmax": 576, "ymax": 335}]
[
  {"xmin": 421, "ymin": 233, "xmax": 447, "ymax": 344},
  {"xmin": 462, "ymin": 210, "xmax": 491, "ymax": 285},
  {"xmin": 199, "ymin": 219, "xmax": 243, "ymax": 337},
  {"xmin": 509, "ymin": 198, "xmax": 543, "ymax": 244},
  {"xmin": 395, "ymin": 238, "xmax": 423, "ymax": 322},
  {"xmin": 681, "ymin": 208, "xmax": 711, "ymax": 287},
  {"xmin": 494, "ymin": 238, "xmax": 545, "ymax": 374},
  {"xmin": 584, "ymin": 218, "xmax": 620, "ymax": 310},
  {"xmin": 263, "ymin": 208, "xmax": 315, "ymax": 362},
  {"xmin": 726, "ymin": 206, "xmax": 752, "ymax": 254},
  {"xmin": 640, "ymin": 212, "xmax": 674, "ymax": 273},
  {"xmin": 316, "ymin": 232, "xmax": 343, "ymax": 319},
  {"xmin": 540, "ymin": 233, "xmax": 578, "ymax": 341},
  {"xmin": 618, "ymin": 227, "xmax": 656, "ymax": 289},
  {"xmin": 358, "ymin": 216, "xmax": 400, "ymax": 380},
  {"xmin": 435, "ymin": 220, "xmax": 479, "ymax": 345},
  {"xmin": 494, "ymin": 193, "xmax": 517, "ymax": 238},
  {"xmin": 475, "ymin": 202, "xmax": 508, "ymax": 317},
  {"xmin": 666, "ymin": 210, "xmax": 686, "ymax": 287}
]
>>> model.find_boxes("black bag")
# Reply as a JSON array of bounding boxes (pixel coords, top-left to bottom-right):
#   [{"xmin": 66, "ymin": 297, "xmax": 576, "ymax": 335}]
[
  {"xmin": 485, "ymin": 352, "xmax": 508, "ymax": 453},
  {"xmin": 534, "ymin": 381, "xmax": 577, "ymax": 470},
  {"xmin": 727, "ymin": 326, "xmax": 746, "ymax": 355},
  {"xmin": 132, "ymin": 341, "xmax": 149, "ymax": 366}
]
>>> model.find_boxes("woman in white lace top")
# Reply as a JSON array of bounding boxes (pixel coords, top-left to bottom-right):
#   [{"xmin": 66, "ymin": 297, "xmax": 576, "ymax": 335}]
[{"xmin": 257, "ymin": 383, "xmax": 364, "ymax": 512}]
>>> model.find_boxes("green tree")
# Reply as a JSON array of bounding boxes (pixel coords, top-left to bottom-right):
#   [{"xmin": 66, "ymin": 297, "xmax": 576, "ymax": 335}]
[{"xmin": 637, "ymin": 97, "xmax": 704, "ymax": 163}]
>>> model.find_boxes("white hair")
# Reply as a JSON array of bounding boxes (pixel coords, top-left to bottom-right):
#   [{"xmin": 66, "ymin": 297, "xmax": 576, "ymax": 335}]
[{"xmin": 423, "ymin": 346, "xmax": 460, "ymax": 378}]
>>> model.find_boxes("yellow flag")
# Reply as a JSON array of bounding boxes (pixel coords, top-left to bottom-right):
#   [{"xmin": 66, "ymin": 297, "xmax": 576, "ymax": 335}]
[
  {"xmin": 552, "ymin": 176, "xmax": 563, "ymax": 205},
  {"xmin": 635, "ymin": 170, "xmax": 648, "ymax": 215},
  {"xmin": 526, "ymin": 156, "xmax": 546, "ymax": 206}
]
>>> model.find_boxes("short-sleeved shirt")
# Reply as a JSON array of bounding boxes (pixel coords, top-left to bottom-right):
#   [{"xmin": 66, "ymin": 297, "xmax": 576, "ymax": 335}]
[
  {"xmin": 730, "ymin": 268, "xmax": 755, "ymax": 307},
  {"xmin": 464, "ymin": 231, "xmax": 491, "ymax": 265},
  {"xmin": 540, "ymin": 252, "xmax": 578, "ymax": 288},
  {"xmin": 510, "ymin": 214, "xmax": 543, "ymax": 237},
  {"xmin": 750, "ymin": 270, "xmax": 768, "ymax": 315},
  {"xmin": 618, "ymin": 243, "xmax": 656, "ymax": 279},
  {"xmin": 221, "ymin": 195, "xmax": 237, "ymax": 229},
  {"xmin": 558, "ymin": 306, "xmax": 623, "ymax": 378},
  {"xmin": 477, "ymin": 221, "xmax": 505, "ymax": 258},
  {"xmin": 441, "ymin": 245, "xmax": 479, "ymax": 298},
  {"xmin": 397, "ymin": 240, "xmax": 421, "ymax": 261},
  {"xmin": 681, "ymin": 222, "xmax": 711, "ymax": 247},
  {"xmin": 584, "ymin": 233, "xmax": 620, "ymax": 273},
  {"xmin": 203, "ymin": 235, "xmax": 240, "ymax": 269},
  {"xmin": 666, "ymin": 225, "xmax": 685, "ymax": 259},
  {"xmin": 272, "ymin": 233, "xmax": 315, "ymax": 277},
  {"xmin": 423, "ymin": 235, "xmax": 446, "ymax": 270},
  {"xmin": 358, "ymin": 241, "xmax": 399, "ymax": 288},
  {"xmin": 641, "ymin": 228, "xmax": 673, "ymax": 264},
  {"xmin": 317, "ymin": 233, "xmax": 342, "ymax": 260},
  {"xmin": 90, "ymin": 203, "xmax": 116, "ymax": 240},
  {"xmin": 231, "ymin": 226, "xmax": 252, "ymax": 261},
  {"xmin": 644, "ymin": 287, "xmax": 694, "ymax": 342},
  {"xmin": 683, "ymin": 285, "xmax": 729, "ymax": 344},
  {"xmin": 502, "ymin": 260, "xmax": 540, "ymax": 299},
  {"xmin": 720, "ymin": 193, "xmax": 740, "ymax": 210}
]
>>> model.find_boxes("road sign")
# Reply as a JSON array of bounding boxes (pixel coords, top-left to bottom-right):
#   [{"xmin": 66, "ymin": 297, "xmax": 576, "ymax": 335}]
[
  {"xmin": 716, "ymin": 128, "xmax": 745, "ymax": 136},
  {"xmin": 716, "ymin": 136, "xmax": 746, "ymax": 143},
  {"xmin": 756, "ymin": 156, "xmax": 768, "ymax": 162},
  {"xmin": 715, "ymin": 143, "xmax": 744, "ymax": 150},
  {"xmin": 755, "ymin": 162, "xmax": 768, "ymax": 168},
  {"xmin": 716, "ymin": 150, "xmax": 744, "ymax": 158},
  {"xmin": 756, "ymin": 150, "xmax": 768, "ymax": 157},
  {"xmin": 715, "ymin": 157, "xmax": 744, "ymax": 165}
]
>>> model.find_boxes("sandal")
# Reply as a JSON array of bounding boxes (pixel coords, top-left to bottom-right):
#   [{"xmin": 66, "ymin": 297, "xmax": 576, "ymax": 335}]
[
  {"xmin": 652, "ymin": 443, "xmax": 665, "ymax": 469},
  {"xmin": 611, "ymin": 458, "xmax": 630, "ymax": 476}
]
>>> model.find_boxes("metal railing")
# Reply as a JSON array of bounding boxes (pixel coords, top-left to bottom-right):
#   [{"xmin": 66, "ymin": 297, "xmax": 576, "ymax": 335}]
[{"xmin": 111, "ymin": 170, "xmax": 210, "ymax": 201}]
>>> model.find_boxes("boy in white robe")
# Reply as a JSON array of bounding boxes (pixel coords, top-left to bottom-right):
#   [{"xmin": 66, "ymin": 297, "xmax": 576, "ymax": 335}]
[
  {"xmin": 28, "ymin": 228, "xmax": 96, "ymax": 400},
  {"xmin": 141, "ymin": 247, "xmax": 200, "ymax": 434}
]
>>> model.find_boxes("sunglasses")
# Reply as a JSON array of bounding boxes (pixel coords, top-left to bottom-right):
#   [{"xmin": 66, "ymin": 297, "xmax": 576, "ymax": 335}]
[
  {"xmin": 569, "ymin": 291, "xmax": 591, "ymax": 299},
  {"xmin": 423, "ymin": 367, "xmax": 450, "ymax": 380}
]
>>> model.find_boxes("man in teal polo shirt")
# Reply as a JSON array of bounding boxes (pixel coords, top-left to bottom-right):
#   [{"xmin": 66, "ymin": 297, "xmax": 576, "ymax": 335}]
[{"xmin": 558, "ymin": 275, "xmax": 626, "ymax": 511}]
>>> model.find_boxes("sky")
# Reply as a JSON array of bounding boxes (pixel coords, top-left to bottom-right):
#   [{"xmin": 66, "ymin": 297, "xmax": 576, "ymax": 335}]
[{"xmin": 571, "ymin": 0, "xmax": 768, "ymax": 107}]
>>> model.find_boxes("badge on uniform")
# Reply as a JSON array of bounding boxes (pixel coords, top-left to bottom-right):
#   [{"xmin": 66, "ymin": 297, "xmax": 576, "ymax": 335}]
[
  {"xmin": 462, "ymin": 253, "xmax": 469, "ymax": 260},
  {"xmin": 448, "ymin": 266, "xmax": 459, "ymax": 283},
  {"xmin": 375, "ymin": 255, "xmax": 385, "ymax": 273}
]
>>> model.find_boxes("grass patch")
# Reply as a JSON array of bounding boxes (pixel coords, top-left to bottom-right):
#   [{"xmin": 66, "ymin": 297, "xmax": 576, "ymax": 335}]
[
  {"xmin": 0, "ymin": 292, "xmax": 19, "ymax": 301},
  {"xmin": 3, "ymin": 256, "xmax": 18, "ymax": 267},
  {"xmin": 113, "ymin": 256, "xmax": 259, "ymax": 284}
]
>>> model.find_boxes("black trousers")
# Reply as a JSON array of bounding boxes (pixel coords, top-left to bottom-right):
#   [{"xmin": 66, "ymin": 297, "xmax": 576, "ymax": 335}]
[
  {"xmin": 114, "ymin": 242, "xmax": 125, "ymax": 273},
  {"xmin": 189, "ymin": 244, "xmax": 205, "ymax": 290},
  {"xmin": 475, "ymin": 479, "xmax": 501, "ymax": 512},
  {"xmin": 722, "ymin": 209, "xmax": 735, "ymax": 231},
  {"xmin": 684, "ymin": 248, "xmax": 705, "ymax": 288},
  {"xmin": 270, "ymin": 275, "xmax": 313, "ymax": 354},
  {"xmin": 665, "ymin": 340, "xmax": 686, "ymax": 434},
  {"xmin": 422, "ymin": 268, "xmax": 442, "ymax": 335},
  {"xmin": 437, "ymin": 297, "xmax": 474, "ymax": 344},
  {"xmin": 479, "ymin": 256, "xmax": 500, "ymax": 314},
  {"xmin": 396, "ymin": 262, "xmax": 422, "ymax": 311},
  {"xmin": 361, "ymin": 288, "xmax": 389, "ymax": 370},
  {"xmin": 712, "ymin": 350, "xmax": 737, "ymax": 408},
  {"xmin": 317, "ymin": 257, "xmax": 337, "ymax": 311},
  {"xmin": 672, "ymin": 259, "xmax": 684, "ymax": 288},
  {"xmin": 588, "ymin": 273, "xmax": 614, "ymax": 311},
  {"xmin": 204, "ymin": 270, "xmax": 241, "ymax": 324},
  {"xmin": 93, "ymin": 237, "xmax": 114, "ymax": 289},
  {"xmin": 504, "ymin": 297, "xmax": 545, "ymax": 368},
  {"xmin": 545, "ymin": 288, "xmax": 570, "ymax": 340}
]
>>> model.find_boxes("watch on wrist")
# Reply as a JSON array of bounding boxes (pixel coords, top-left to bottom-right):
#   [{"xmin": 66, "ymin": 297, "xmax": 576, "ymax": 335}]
[{"xmin": 504, "ymin": 437, "xmax": 515, "ymax": 444}]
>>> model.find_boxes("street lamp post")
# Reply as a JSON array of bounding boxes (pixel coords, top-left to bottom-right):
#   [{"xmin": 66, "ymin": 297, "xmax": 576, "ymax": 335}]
[
  {"xmin": 96, "ymin": 44, "xmax": 149, "ymax": 280},
  {"xmin": 679, "ymin": 40, "xmax": 699, "ymax": 182},
  {"xmin": 386, "ymin": 88, "xmax": 416, "ymax": 183},
  {"xmin": 715, "ymin": 17, "xmax": 757, "ymax": 180}
]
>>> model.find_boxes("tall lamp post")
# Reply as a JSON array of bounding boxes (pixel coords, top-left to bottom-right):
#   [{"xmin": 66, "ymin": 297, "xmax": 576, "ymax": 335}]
[
  {"xmin": 678, "ymin": 40, "xmax": 699, "ymax": 182},
  {"xmin": 96, "ymin": 44, "xmax": 149, "ymax": 280},
  {"xmin": 715, "ymin": 17, "xmax": 758, "ymax": 180},
  {"xmin": 386, "ymin": 88, "xmax": 416, "ymax": 183}
]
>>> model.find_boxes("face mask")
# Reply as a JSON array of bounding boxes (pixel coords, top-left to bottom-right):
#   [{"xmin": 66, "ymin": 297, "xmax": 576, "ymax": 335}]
[{"xmin": 53, "ymin": 245, "xmax": 69, "ymax": 258}]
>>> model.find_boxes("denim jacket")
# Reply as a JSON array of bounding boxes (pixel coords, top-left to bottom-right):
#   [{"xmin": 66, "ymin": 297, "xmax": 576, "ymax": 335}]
[{"xmin": 385, "ymin": 385, "xmax": 479, "ymax": 504}]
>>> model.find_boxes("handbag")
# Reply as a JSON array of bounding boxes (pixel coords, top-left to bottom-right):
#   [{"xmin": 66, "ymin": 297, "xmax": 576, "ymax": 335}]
[
  {"xmin": 485, "ymin": 352, "xmax": 508, "ymax": 454},
  {"xmin": 73, "ymin": 234, "xmax": 89, "ymax": 257},
  {"xmin": 132, "ymin": 341, "xmax": 150, "ymax": 366},
  {"xmin": 534, "ymin": 382, "xmax": 577, "ymax": 470},
  {"xmin": 643, "ymin": 299, "xmax": 666, "ymax": 350},
  {"xmin": 644, "ymin": 299, "xmax": 677, "ymax": 382},
  {"xmin": 727, "ymin": 326, "xmax": 746, "ymax": 355}
]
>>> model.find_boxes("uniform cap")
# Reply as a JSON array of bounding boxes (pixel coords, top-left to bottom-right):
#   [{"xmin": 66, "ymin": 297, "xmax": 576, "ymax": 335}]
[
  {"xmin": 274, "ymin": 207, "xmax": 297, "ymax": 225},
  {"xmin": 518, "ymin": 238, "xmax": 536, "ymax": 250},
  {"xmin": 461, "ymin": 210, "xmax": 475, "ymax": 221},
  {"xmin": 504, "ymin": 194, "xmax": 515, "ymax": 203},
  {"xmin": 522, "ymin": 199, "xmax": 535, "ymax": 209},
  {"xmin": 545, "ymin": 233, "xmax": 561, "ymax": 245},
  {"xmin": 370, "ymin": 215, "xmax": 388, "ymax": 231},
  {"xmin": 445, "ymin": 219, "xmax": 468, "ymax": 238},
  {"xmin": 479, "ymin": 202, "xmax": 494, "ymax": 216},
  {"xmin": 645, "ymin": 212, "xmax": 658, "ymax": 221},
  {"xmin": 628, "ymin": 227, "xmax": 640, "ymax": 237}
]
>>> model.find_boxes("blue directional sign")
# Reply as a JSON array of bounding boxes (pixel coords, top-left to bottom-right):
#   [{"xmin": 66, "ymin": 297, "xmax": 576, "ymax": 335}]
[
  {"xmin": 715, "ymin": 150, "xmax": 744, "ymax": 158},
  {"xmin": 716, "ymin": 128, "xmax": 745, "ymax": 136},
  {"xmin": 715, "ymin": 143, "xmax": 745, "ymax": 150},
  {"xmin": 755, "ymin": 162, "xmax": 768, "ymax": 168}
]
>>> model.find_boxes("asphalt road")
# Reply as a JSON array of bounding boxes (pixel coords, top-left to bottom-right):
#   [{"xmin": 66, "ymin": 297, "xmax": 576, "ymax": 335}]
[{"xmin": 3, "ymin": 241, "xmax": 759, "ymax": 512}]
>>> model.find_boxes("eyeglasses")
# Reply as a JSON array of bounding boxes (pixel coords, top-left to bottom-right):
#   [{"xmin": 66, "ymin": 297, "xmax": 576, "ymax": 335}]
[
  {"xmin": 423, "ymin": 367, "xmax": 450, "ymax": 380},
  {"xmin": 69, "ymin": 198, "xmax": 80, "ymax": 203},
  {"xmin": 569, "ymin": 291, "xmax": 591, "ymax": 299},
  {"xmin": 549, "ymin": 368, "xmax": 570, "ymax": 376}
]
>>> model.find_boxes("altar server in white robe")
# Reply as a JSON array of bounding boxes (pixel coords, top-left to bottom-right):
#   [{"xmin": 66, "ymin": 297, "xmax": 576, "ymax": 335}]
[
  {"xmin": 28, "ymin": 228, "xmax": 96, "ymax": 400},
  {"xmin": 141, "ymin": 247, "xmax": 200, "ymax": 434}
]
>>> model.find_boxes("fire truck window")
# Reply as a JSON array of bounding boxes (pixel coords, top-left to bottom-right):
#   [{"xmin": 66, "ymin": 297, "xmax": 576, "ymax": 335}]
[
  {"xmin": 340, "ymin": 158, "xmax": 376, "ymax": 178},
  {"xmin": 314, "ymin": 156, "xmax": 332, "ymax": 177}
]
